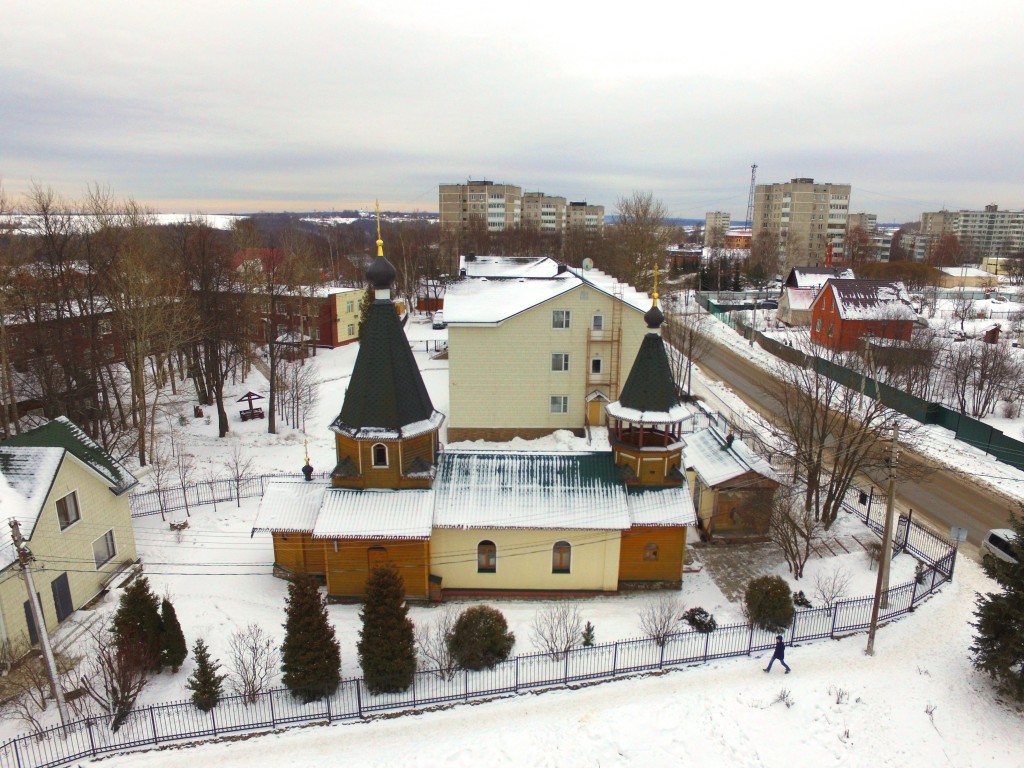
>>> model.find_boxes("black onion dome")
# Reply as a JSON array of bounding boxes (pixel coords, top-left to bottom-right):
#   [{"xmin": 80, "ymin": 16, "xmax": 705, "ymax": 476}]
[
  {"xmin": 367, "ymin": 251, "xmax": 397, "ymax": 289},
  {"xmin": 644, "ymin": 303, "xmax": 665, "ymax": 329}
]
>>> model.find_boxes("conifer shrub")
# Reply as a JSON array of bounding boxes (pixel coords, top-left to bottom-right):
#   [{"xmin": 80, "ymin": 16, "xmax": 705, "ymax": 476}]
[
  {"xmin": 280, "ymin": 575, "xmax": 341, "ymax": 702},
  {"xmin": 186, "ymin": 638, "xmax": 226, "ymax": 712},
  {"xmin": 446, "ymin": 606, "xmax": 516, "ymax": 670},
  {"xmin": 793, "ymin": 590, "xmax": 813, "ymax": 608},
  {"xmin": 160, "ymin": 598, "xmax": 188, "ymax": 672},
  {"xmin": 112, "ymin": 577, "xmax": 164, "ymax": 673},
  {"xmin": 358, "ymin": 564, "xmax": 416, "ymax": 694},
  {"xmin": 581, "ymin": 621, "xmax": 596, "ymax": 647},
  {"xmin": 743, "ymin": 575, "xmax": 795, "ymax": 633},
  {"xmin": 682, "ymin": 607, "xmax": 718, "ymax": 634}
]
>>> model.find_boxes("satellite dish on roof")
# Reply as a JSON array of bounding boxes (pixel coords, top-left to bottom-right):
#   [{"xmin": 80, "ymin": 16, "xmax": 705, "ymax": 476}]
[{"xmin": 582, "ymin": 258, "xmax": 594, "ymax": 271}]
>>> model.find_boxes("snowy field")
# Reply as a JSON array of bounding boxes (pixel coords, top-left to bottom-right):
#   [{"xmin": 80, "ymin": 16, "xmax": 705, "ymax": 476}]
[{"xmin": 7, "ymin": 310, "xmax": 1023, "ymax": 766}]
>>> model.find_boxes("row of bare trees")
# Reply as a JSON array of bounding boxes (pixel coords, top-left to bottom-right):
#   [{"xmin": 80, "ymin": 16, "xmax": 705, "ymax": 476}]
[{"xmin": 0, "ymin": 184, "xmax": 342, "ymax": 462}]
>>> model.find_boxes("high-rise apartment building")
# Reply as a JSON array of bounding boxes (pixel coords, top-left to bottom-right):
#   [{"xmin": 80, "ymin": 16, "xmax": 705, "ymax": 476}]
[
  {"xmin": 439, "ymin": 180, "xmax": 522, "ymax": 233},
  {"xmin": 522, "ymin": 193, "xmax": 567, "ymax": 233},
  {"xmin": 920, "ymin": 205, "xmax": 1024, "ymax": 258},
  {"xmin": 567, "ymin": 201, "xmax": 604, "ymax": 233},
  {"xmin": 704, "ymin": 211, "xmax": 730, "ymax": 246},
  {"xmin": 752, "ymin": 178, "xmax": 851, "ymax": 272},
  {"xmin": 440, "ymin": 181, "xmax": 603, "ymax": 236}
]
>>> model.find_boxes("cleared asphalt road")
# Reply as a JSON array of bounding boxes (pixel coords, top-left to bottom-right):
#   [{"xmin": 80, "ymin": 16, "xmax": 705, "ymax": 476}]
[{"xmin": 693, "ymin": 337, "xmax": 1020, "ymax": 549}]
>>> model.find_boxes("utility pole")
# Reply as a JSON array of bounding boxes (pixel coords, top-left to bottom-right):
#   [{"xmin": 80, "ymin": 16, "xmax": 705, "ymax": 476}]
[
  {"xmin": 866, "ymin": 421, "xmax": 899, "ymax": 656},
  {"xmin": 9, "ymin": 519, "xmax": 71, "ymax": 727}
]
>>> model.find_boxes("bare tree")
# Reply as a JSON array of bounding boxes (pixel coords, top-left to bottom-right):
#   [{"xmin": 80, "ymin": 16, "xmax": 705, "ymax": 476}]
[
  {"xmin": 767, "ymin": 489, "xmax": 822, "ymax": 579},
  {"xmin": 0, "ymin": 637, "xmax": 82, "ymax": 734},
  {"xmin": 79, "ymin": 626, "xmax": 149, "ymax": 731},
  {"xmin": 813, "ymin": 566, "xmax": 852, "ymax": 608},
  {"xmin": 605, "ymin": 191, "xmax": 670, "ymax": 292},
  {"xmin": 223, "ymin": 442, "xmax": 256, "ymax": 507},
  {"xmin": 663, "ymin": 298, "xmax": 713, "ymax": 399},
  {"xmin": 414, "ymin": 606, "xmax": 458, "ymax": 680},
  {"xmin": 227, "ymin": 624, "xmax": 278, "ymax": 704},
  {"xmin": 754, "ymin": 343, "xmax": 910, "ymax": 530},
  {"xmin": 530, "ymin": 603, "xmax": 583, "ymax": 660},
  {"xmin": 968, "ymin": 341, "xmax": 1023, "ymax": 417},
  {"xmin": 638, "ymin": 594, "xmax": 684, "ymax": 647}
]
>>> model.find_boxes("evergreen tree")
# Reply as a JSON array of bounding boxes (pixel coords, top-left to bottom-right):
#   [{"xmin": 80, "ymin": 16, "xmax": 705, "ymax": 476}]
[
  {"xmin": 446, "ymin": 605, "xmax": 515, "ymax": 670},
  {"xmin": 112, "ymin": 577, "xmax": 164, "ymax": 672},
  {"xmin": 357, "ymin": 564, "xmax": 416, "ymax": 694},
  {"xmin": 280, "ymin": 575, "xmax": 341, "ymax": 702},
  {"xmin": 160, "ymin": 597, "xmax": 188, "ymax": 672},
  {"xmin": 971, "ymin": 511, "xmax": 1024, "ymax": 701},
  {"xmin": 356, "ymin": 285, "xmax": 374, "ymax": 338},
  {"xmin": 186, "ymin": 638, "xmax": 226, "ymax": 712},
  {"xmin": 743, "ymin": 575, "xmax": 795, "ymax": 633},
  {"xmin": 581, "ymin": 621, "xmax": 596, "ymax": 647}
]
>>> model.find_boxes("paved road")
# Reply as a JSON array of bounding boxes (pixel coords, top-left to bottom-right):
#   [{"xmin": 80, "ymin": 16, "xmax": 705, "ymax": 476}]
[{"xmin": 694, "ymin": 338, "xmax": 1020, "ymax": 550}]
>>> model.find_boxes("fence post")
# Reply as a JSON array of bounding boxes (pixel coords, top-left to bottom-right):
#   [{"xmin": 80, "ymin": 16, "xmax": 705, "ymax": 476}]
[
  {"xmin": 830, "ymin": 603, "xmax": 839, "ymax": 638},
  {"xmin": 791, "ymin": 611, "xmax": 799, "ymax": 642},
  {"xmin": 867, "ymin": 487, "xmax": 874, "ymax": 519},
  {"xmin": 704, "ymin": 631, "xmax": 711, "ymax": 662},
  {"xmin": 748, "ymin": 624, "xmax": 755, "ymax": 655},
  {"xmin": 564, "ymin": 648, "xmax": 570, "ymax": 682},
  {"xmin": 211, "ymin": 707, "xmax": 217, "ymax": 736},
  {"xmin": 464, "ymin": 668, "xmax": 469, "ymax": 701},
  {"xmin": 12, "ymin": 737, "xmax": 22, "ymax": 768},
  {"xmin": 515, "ymin": 656, "xmax": 520, "ymax": 691},
  {"xmin": 269, "ymin": 689, "xmax": 276, "ymax": 727},
  {"xmin": 356, "ymin": 682, "xmax": 363, "ymax": 718},
  {"xmin": 910, "ymin": 572, "xmax": 919, "ymax": 607},
  {"xmin": 327, "ymin": 689, "xmax": 333, "ymax": 720},
  {"xmin": 87, "ymin": 717, "xmax": 97, "ymax": 758},
  {"xmin": 659, "ymin": 640, "xmax": 665, "ymax": 669},
  {"xmin": 150, "ymin": 706, "xmax": 158, "ymax": 744}
]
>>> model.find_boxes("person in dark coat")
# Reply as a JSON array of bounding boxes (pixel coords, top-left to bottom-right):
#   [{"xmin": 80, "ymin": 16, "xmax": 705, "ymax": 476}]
[{"xmin": 764, "ymin": 635, "xmax": 790, "ymax": 673}]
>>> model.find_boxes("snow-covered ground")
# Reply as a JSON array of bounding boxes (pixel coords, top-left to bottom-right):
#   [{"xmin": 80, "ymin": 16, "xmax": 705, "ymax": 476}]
[{"xmin": 7, "ymin": 309, "xmax": 1023, "ymax": 766}]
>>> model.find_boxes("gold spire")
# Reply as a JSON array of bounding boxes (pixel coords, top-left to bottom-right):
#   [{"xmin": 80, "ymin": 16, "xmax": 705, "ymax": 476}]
[
  {"xmin": 304, "ymin": 438, "xmax": 310, "ymax": 465},
  {"xmin": 375, "ymin": 199, "xmax": 384, "ymax": 257},
  {"xmin": 652, "ymin": 263, "xmax": 660, "ymax": 307}
]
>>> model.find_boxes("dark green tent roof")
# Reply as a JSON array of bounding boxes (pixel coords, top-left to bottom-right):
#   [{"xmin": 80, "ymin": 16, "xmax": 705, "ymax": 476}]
[
  {"xmin": 616, "ymin": 332, "xmax": 681, "ymax": 414},
  {"xmin": 331, "ymin": 299, "xmax": 441, "ymax": 437}
]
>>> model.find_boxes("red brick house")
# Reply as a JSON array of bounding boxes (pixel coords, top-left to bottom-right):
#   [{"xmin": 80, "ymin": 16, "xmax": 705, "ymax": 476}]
[{"xmin": 809, "ymin": 279, "xmax": 917, "ymax": 352}]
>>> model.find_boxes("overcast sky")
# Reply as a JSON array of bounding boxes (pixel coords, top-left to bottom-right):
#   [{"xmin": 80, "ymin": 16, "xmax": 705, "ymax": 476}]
[{"xmin": 3, "ymin": 1, "xmax": 1023, "ymax": 222}]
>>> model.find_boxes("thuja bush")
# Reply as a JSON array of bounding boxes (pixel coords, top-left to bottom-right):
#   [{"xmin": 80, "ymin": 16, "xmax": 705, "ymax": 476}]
[
  {"xmin": 743, "ymin": 575, "xmax": 795, "ymax": 633},
  {"xmin": 682, "ymin": 607, "xmax": 718, "ymax": 634},
  {"xmin": 446, "ymin": 605, "xmax": 516, "ymax": 671}
]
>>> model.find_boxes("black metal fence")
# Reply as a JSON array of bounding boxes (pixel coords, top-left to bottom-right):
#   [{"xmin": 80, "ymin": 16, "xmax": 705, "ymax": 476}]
[
  {"xmin": 1, "ymin": 487, "xmax": 955, "ymax": 768},
  {"xmin": 129, "ymin": 472, "xmax": 332, "ymax": 518}
]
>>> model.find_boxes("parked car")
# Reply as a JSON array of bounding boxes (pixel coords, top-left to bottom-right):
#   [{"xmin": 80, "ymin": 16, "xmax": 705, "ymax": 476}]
[
  {"xmin": 432, "ymin": 311, "xmax": 447, "ymax": 329},
  {"xmin": 980, "ymin": 528, "xmax": 1019, "ymax": 564}
]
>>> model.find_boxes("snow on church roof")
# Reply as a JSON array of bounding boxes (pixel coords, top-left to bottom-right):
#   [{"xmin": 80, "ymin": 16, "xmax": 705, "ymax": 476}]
[
  {"xmin": 684, "ymin": 427, "xmax": 780, "ymax": 487},
  {"xmin": 443, "ymin": 265, "xmax": 650, "ymax": 325},
  {"xmin": 252, "ymin": 480, "xmax": 327, "ymax": 533},
  {"xmin": 433, "ymin": 451, "xmax": 631, "ymax": 530},
  {"xmin": 313, "ymin": 488, "xmax": 434, "ymax": 539},
  {"xmin": 626, "ymin": 486, "xmax": 696, "ymax": 527}
]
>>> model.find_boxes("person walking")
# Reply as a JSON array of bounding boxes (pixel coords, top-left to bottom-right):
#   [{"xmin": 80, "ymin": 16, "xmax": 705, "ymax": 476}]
[{"xmin": 764, "ymin": 635, "xmax": 790, "ymax": 673}]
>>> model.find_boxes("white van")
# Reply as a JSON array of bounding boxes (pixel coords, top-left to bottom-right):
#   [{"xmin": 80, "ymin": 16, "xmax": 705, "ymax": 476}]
[{"xmin": 981, "ymin": 528, "xmax": 1019, "ymax": 564}]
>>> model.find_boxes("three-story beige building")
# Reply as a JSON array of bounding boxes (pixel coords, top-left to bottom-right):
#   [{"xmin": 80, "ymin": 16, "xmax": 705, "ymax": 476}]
[{"xmin": 443, "ymin": 260, "xmax": 651, "ymax": 442}]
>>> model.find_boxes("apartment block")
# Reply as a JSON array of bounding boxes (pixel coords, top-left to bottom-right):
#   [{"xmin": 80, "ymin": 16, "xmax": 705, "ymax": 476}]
[
  {"xmin": 920, "ymin": 205, "xmax": 1024, "ymax": 258},
  {"xmin": 522, "ymin": 192, "xmax": 567, "ymax": 233},
  {"xmin": 567, "ymin": 201, "xmax": 605, "ymax": 233},
  {"xmin": 752, "ymin": 177, "xmax": 851, "ymax": 272},
  {"xmin": 439, "ymin": 180, "xmax": 522, "ymax": 233},
  {"xmin": 704, "ymin": 211, "xmax": 730, "ymax": 245}
]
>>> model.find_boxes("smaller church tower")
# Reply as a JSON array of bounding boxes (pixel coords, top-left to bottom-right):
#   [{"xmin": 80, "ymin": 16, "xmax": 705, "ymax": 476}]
[
  {"xmin": 329, "ymin": 211, "xmax": 444, "ymax": 490},
  {"xmin": 606, "ymin": 270, "xmax": 687, "ymax": 485}
]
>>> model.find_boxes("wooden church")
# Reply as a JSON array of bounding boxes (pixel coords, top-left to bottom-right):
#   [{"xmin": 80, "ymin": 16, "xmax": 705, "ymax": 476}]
[{"xmin": 253, "ymin": 227, "xmax": 695, "ymax": 600}]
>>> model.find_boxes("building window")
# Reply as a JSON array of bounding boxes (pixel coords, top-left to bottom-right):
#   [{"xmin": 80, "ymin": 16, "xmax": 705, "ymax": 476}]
[
  {"xmin": 346, "ymin": 300, "xmax": 354, "ymax": 313},
  {"xmin": 592, "ymin": 314, "xmax": 604, "ymax": 331},
  {"xmin": 550, "ymin": 395, "xmax": 569, "ymax": 414},
  {"xmin": 827, "ymin": 323, "xmax": 835, "ymax": 337},
  {"xmin": 644, "ymin": 543, "xmax": 659, "ymax": 561},
  {"xmin": 92, "ymin": 530, "xmax": 116, "ymax": 568},
  {"xmin": 372, "ymin": 443, "xmax": 388, "ymax": 467},
  {"xmin": 347, "ymin": 324, "xmax": 355, "ymax": 336},
  {"xmin": 311, "ymin": 329, "xmax": 320, "ymax": 340},
  {"xmin": 56, "ymin": 492, "xmax": 80, "ymax": 531},
  {"xmin": 551, "ymin": 353, "xmax": 569, "ymax": 372},
  {"xmin": 98, "ymin": 318, "xmax": 112, "ymax": 335},
  {"xmin": 814, "ymin": 318, "xmax": 822, "ymax": 332},
  {"xmin": 552, "ymin": 310, "xmax": 571, "ymax": 329},
  {"xmin": 477, "ymin": 540, "xmax": 497, "ymax": 573},
  {"xmin": 552, "ymin": 540, "xmax": 571, "ymax": 573},
  {"xmin": 591, "ymin": 358, "xmax": 603, "ymax": 374}
]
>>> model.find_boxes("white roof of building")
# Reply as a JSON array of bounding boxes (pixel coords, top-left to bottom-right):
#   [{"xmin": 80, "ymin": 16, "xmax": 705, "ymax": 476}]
[
  {"xmin": 938, "ymin": 266, "xmax": 994, "ymax": 278},
  {"xmin": 0, "ymin": 447, "xmax": 65, "ymax": 570},
  {"xmin": 626, "ymin": 486, "xmax": 697, "ymax": 526},
  {"xmin": 460, "ymin": 255, "xmax": 560, "ymax": 278},
  {"xmin": 433, "ymin": 451, "xmax": 631, "ymax": 530},
  {"xmin": 443, "ymin": 266, "xmax": 649, "ymax": 325},
  {"xmin": 684, "ymin": 428, "xmax": 780, "ymax": 487},
  {"xmin": 605, "ymin": 401, "xmax": 691, "ymax": 425},
  {"xmin": 313, "ymin": 489, "xmax": 434, "ymax": 539},
  {"xmin": 791, "ymin": 268, "xmax": 855, "ymax": 289},
  {"xmin": 252, "ymin": 480, "xmax": 327, "ymax": 533},
  {"xmin": 782, "ymin": 287, "xmax": 818, "ymax": 311}
]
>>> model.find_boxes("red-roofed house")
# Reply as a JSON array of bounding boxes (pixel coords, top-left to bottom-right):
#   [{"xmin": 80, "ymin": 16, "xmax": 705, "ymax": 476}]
[{"xmin": 809, "ymin": 279, "xmax": 917, "ymax": 351}]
